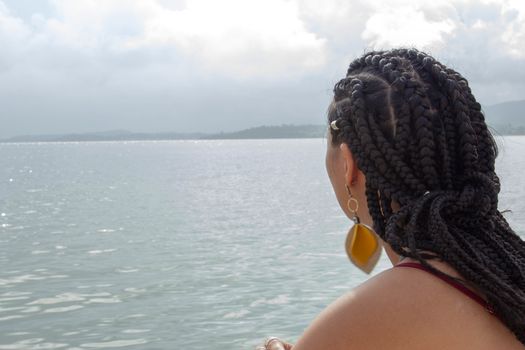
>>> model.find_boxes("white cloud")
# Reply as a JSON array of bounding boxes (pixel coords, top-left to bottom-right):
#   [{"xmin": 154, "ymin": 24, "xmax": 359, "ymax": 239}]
[
  {"xmin": 44, "ymin": 0, "xmax": 149, "ymax": 49},
  {"xmin": 361, "ymin": 1, "xmax": 457, "ymax": 50},
  {"xmin": 133, "ymin": 0, "xmax": 326, "ymax": 78},
  {"xmin": 501, "ymin": 0, "xmax": 525, "ymax": 58},
  {"xmin": 0, "ymin": 2, "xmax": 32, "ymax": 70},
  {"xmin": 471, "ymin": 19, "xmax": 487, "ymax": 29},
  {"xmin": 35, "ymin": 0, "xmax": 327, "ymax": 79}
]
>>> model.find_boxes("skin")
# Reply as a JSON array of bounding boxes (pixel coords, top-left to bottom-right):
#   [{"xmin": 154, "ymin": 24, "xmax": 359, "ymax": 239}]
[{"xmin": 260, "ymin": 132, "xmax": 524, "ymax": 350}]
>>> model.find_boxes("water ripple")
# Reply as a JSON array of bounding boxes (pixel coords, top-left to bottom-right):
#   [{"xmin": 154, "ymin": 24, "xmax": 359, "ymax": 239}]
[
  {"xmin": 0, "ymin": 338, "xmax": 68, "ymax": 349},
  {"xmin": 28, "ymin": 293, "xmax": 85, "ymax": 305},
  {"xmin": 43, "ymin": 305, "xmax": 84, "ymax": 313},
  {"xmin": 80, "ymin": 339, "xmax": 147, "ymax": 348},
  {"xmin": 0, "ymin": 138, "xmax": 522, "ymax": 349}
]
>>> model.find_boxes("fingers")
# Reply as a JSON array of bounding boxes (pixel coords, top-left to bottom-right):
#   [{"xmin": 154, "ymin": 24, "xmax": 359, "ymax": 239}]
[
  {"xmin": 256, "ymin": 337, "xmax": 292, "ymax": 350},
  {"xmin": 266, "ymin": 338, "xmax": 286, "ymax": 350}
]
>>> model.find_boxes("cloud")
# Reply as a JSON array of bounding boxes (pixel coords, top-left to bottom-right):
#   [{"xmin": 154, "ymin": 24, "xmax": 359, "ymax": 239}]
[
  {"xmin": 500, "ymin": 0, "xmax": 525, "ymax": 58},
  {"xmin": 0, "ymin": 2, "xmax": 32, "ymax": 70},
  {"xmin": 361, "ymin": 1, "xmax": 457, "ymax": 49},
  {"xmin": 296, "ymin": 0, "xmax": 525, "ymax": 104},
  {"xmin": 126, "ymin": 0, "xmax": 327, "ymax": 78},
  {"xmin": 26, "ymin": 0, "xmax": 327, "ymax": 79},
  {"xmin": 3, "ymin": 0, "xmax": 525, "ymax": 80}
]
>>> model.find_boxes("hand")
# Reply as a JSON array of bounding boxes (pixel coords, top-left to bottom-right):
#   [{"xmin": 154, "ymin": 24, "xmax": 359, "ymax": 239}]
[{"xmin": 254, "ymin": 337, "xmax": 293, "ymax": 350}]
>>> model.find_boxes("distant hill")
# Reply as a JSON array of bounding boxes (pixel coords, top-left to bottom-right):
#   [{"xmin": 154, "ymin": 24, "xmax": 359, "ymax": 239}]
[
  {"xmin": 483, "ymin": 99, "xmax": 525, "ymax": 135},
  {"xmin": 203, "ymin": 124, "xmax": 326, "ymax": 139},
  {"xmin": 1, "ymin": 99, "xmax": 523, "ymax": 143},
  {"xmin": 1, "ymin": 125, "xmax": 327, "ymax": 142},
  {"xmin": 484, "ymin": 100, "xmax": 525, "ymax": 125},
  {"xmin": 1, "ymin": 130, "xmax": 207, "ymax": 143}
]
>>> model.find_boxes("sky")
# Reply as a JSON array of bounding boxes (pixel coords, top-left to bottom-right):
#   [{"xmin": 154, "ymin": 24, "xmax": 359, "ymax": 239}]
[{"xmin": 1, "ymin": 0, "xmax": 524, "ymax": 138}]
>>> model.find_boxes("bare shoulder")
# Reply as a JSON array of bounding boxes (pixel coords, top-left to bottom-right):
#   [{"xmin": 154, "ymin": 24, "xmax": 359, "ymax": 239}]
[
  {"xmin": 292, "ymin": 264, "xmax": 524, "ymax": 350},
  {"xmin": 292, "ymin": 267, "xmax": 460, "ymax": 350}
]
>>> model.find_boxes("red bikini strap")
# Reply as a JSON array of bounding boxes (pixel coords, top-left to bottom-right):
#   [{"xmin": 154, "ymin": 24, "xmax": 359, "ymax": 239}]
[{"xmin": 394, "ymin": 262, "xmax": 495, "ymax": 315}]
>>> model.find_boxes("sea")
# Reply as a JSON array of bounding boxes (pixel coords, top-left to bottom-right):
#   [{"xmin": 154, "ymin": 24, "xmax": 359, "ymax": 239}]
[{"xmin": 1, "ymin": 137, "xmax": 524, "ymax": 350}]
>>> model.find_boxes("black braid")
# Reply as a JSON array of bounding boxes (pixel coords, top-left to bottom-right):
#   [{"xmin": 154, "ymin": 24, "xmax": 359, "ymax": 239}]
[{"xmin": 328, "ymin": 48, "xmax": 525, "ymax": 344}]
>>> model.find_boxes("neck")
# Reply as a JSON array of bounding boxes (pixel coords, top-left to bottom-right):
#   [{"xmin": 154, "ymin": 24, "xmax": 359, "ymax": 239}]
[{"xmin": 381, "ymin": 239, "xmax": 402, "ymax": 265}]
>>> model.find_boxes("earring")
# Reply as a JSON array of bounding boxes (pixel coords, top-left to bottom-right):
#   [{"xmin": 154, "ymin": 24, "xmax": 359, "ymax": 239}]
[{"xmin": 344, "ymin": 184, "xmax": 382, "ymax": 274}]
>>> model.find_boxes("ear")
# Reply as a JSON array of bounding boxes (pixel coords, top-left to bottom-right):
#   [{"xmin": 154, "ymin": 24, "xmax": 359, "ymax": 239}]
[{"xmin": 339, "ymin": 143, "xmax": 358, "ymax": 186}]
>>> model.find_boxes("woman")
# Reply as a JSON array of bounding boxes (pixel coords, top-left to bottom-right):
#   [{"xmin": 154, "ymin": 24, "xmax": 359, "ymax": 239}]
[{"xmin": 256, "ymin": 48, "xmax": 525, "ymax": 349}]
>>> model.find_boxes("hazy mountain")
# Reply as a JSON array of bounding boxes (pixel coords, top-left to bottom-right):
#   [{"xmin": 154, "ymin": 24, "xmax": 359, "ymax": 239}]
[
  {"xmin": 483, "ymin": 99, "xmax": 525, "ymax": 135},
  {"xmin": 203, "ymin": 124, "xmax": 326, "ymax": 139},
  {"xmin": 484, "ymin": 100, "xmax": 525, "ymax": 125},
  {"xmin": 1, "ymin": 130, "xmax": 207, "ymax": 142},
  {"xmin": 2, "ymin": 99, "xmax": 524, "ymax": 142},
  {"xmin": 0, "ymin": 125, "xmax": 327, "ymax": 142}
]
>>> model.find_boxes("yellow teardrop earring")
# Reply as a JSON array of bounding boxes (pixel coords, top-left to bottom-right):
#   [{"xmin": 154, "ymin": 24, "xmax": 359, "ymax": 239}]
[{"xmin": 344, "ymin": 184, "xmax": 382, "ymax": 274}]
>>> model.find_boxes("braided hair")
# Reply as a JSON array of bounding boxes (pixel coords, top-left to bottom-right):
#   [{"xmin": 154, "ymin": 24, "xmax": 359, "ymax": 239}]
[{"xmin": 328, "ymin": 48, "xmax": 525, "ymax": 344}]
